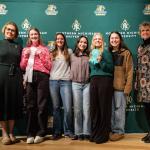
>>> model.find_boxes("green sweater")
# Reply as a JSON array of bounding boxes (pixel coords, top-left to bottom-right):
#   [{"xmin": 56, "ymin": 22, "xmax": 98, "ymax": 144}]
[{"xmin": 89, "ymin": 49, "xmax": 114, "ymax": 77}]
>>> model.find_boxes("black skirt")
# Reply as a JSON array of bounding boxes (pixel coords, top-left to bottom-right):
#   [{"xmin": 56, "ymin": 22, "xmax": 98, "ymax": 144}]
[{"xmin": 90, "ymin": 76, "xmax": 113, "ymax": 143}]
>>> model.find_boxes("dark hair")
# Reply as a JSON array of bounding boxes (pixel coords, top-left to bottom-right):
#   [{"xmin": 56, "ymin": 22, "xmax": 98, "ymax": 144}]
[
  {"xmin": 26, "ymin": 27, "xmax": 43, "ymax": 46},
  {"xmin": 108, "ymin": 31, "xmax": 129, "ymax": 52},
  {"xmin": 74, "ymin": 35, "xmax": 90, "ymax": 56},
  {"xmin": 2, "ymin": 21, "xmax": 19, "ymax": 38},
  {"xmin": 52, "ymin": 33, "xmax": 70, "ymax": 61}
]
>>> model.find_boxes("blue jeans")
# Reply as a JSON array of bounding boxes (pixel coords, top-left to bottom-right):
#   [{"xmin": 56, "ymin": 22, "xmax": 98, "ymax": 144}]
[
  {"xmin": 72, "ymin": 82, "xmax": 91, "ymax": 135},
  {"xmin": 49, "ymin": 80, "xmax": 73, "ymax": 135},
  {"xmin": 111, "ymin": 91, "xmax": 126, "ymax": 134}
]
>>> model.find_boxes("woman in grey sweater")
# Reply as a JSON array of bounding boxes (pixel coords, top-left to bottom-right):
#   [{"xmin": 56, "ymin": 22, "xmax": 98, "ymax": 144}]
[{"xmin": 49, "ymin": 33, "xmax": 73, "ymax": 140}]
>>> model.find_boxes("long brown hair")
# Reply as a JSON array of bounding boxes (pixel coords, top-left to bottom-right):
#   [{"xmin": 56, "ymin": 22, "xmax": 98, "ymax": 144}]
[
  {"xmin": 74, "ymin": 35, "xmax": 90, "ymax": 56},
  {"xmin": 108, "ymin": 31, "xmax": 129, "ymax": 52},
  {"xmin": 52, "ymin": 33, "xmax": 70, "ymax": 61}
]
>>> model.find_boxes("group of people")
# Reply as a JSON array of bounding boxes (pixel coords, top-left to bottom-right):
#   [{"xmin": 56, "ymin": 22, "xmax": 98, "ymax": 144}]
[{"xmin": 0, "ymin": 21, "xmax": 149, "ymax": 145}]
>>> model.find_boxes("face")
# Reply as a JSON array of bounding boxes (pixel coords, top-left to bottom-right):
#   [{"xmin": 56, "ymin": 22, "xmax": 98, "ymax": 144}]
[
  {"xmin": 56, "ymin": 34, "xmax": 65, "ymax": 49},
  {"xmin": 140, "ymin": 26, "xmax": 150, "ymax": 40},
  {"xmin": 93, "ymin": 34, "xmax": 103, "ymax": 48},
  {"xmin": 29, "ymin": 29, "xmax": 40, "ymax": 44},
  {"xmin": 4, "ymin": 24, "xmax": 16, "ymax": 40},
  {"xmin": 78, "ymin": 37, "xmax": 88, "ymax": 52},
  {"xmin": 109, "ymin": 33, "xmax": 121, "ymax": 49}
]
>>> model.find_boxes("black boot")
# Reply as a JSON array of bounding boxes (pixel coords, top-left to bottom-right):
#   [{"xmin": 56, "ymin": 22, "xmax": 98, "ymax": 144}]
[
  {"xmin": 143, "ymin": 132, "xmax": 150, "ymax": 143},
  {"xmin": 141, "ymin": 132, "xmax": 150, "ymax": 141}
]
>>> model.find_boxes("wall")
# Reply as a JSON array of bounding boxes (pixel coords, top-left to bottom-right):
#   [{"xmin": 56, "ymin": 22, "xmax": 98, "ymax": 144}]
[{"xmin": 0, "ymin": 0, "xmax": 150, "ymax": 134}]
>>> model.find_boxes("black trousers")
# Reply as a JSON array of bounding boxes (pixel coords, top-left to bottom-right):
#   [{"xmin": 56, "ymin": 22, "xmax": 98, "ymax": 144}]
[
  {"xmin": 90, "ymin": 76, "xmax": 113, "ymax": 143},
  {"xmin": 143, "ymin": 103, "xmax": 150, "ymax": 131},
  {"xmin": 26, "ymin": 71, "xmax": 49, "ymax": 137}
]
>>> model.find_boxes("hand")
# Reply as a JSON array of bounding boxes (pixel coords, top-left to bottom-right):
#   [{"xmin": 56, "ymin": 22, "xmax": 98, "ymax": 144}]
[
  {"xmin": 124, "ymin": 93, "xmax": 129, "ymax": 97},
  {"xmin": 97, "ymin": 55, "xmax": 102, "ymax": 62},
  {"xmin": 36, "ymin": 50, "xmax": 42, "ymax": 56},
  {"xmin": 49, "ymin": 52, "xmax": 53, "ymax": 61},
  {"xmin": 24, "ymin": 49, "xmax": 30, "ymax": 56},
  {"xmin": 23, "ymin": 80, "xmax": 26, "ymax": 89}
]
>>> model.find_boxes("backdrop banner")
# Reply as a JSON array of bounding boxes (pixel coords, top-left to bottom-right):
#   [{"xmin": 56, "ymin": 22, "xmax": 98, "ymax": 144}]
[{"xmin": 0, "ymin": 0, "xmax": 150, "ymax": 134}]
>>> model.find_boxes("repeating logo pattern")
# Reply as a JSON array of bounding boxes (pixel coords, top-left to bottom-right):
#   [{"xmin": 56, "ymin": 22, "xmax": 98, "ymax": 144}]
[
  {"xmin": 21, "ymin": 19, "xmax": 31, "ymax": 31},
  {"xmin": 72, "ymin": 19, "xmax": 81, "ymax": 31},
  {"xmin": 143, "ymin": 4, "xmax": 150, "ymax": 15},
  {"xmin": 45, "ymin": 4, "xmax": 58, "ymax": 15},
  {"xmin": 121, "ymin": 19, "xmax": 130, "ymax": 31},
  {"xmin": 0, "ymin": 4, "xmax": 8, "ymax": 15},
  {"xmin": 94, "ymin": 5, "xmax": 107, "ymax": 16}
]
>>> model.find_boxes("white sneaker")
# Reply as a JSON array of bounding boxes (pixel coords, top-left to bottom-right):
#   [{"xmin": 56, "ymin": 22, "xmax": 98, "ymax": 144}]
[
  {"xmin": 26, "ymin": 137, "xmax": 34, "ymax": 144},
  {"xmin": 34, "ymin": 136, "xmax": 44, "ymax": 144}
]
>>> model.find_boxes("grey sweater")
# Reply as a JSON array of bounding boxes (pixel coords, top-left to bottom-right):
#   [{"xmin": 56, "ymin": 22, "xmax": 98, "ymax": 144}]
[{"xmin": 50, "ymin": 49, "xmax": 72, "ymax": 80}]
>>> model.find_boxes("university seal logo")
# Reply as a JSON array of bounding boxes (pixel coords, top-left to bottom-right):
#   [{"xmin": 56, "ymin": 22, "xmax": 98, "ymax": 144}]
[
  {"xmin": 72, "ymin": 20, "xmax": 81, "ymax": 32},
  {"xmin": 121, "ymin": 19, "xmax": 130, "ymax": 31},
  {"xmin": 143, "ymin": 4, "xmax": 150, "ymax": 15},
  {"xmin": 94, "ymin": 5, "xmax": 107, "ymax": 16},
  {"xmin": 47, "ymin": 41, "xmax": 55, "ymax": 52},
  {"xmin": 45, "ymin": 5, "xmax": 58, "ymax": 15},
  {"xmin": 0, "ymin": 4, "xmax": 8, "ymax": 15},
  {"xmin": 21, "ymin": 19, "xmax": 31, "ymax": 31}
]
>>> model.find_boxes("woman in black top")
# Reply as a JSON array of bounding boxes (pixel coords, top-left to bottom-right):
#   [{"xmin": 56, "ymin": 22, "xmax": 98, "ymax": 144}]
[{"xmin": 0, "ymin": 21, "xmax": 23, "ymax": 145}]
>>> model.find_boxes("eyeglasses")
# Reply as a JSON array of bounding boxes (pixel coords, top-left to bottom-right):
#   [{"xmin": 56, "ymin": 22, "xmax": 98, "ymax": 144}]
[{"xmin": 5, "ymin": 27, "xmax": 16, "ymax": 33}]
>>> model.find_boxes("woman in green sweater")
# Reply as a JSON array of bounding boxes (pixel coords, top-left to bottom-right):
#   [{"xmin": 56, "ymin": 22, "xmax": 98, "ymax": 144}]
[{"xmin": 89, "ymin": 32, "xmax": 114, "ymax": 144}]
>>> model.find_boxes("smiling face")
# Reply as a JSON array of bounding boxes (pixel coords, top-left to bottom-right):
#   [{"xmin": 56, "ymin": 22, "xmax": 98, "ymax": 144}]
[
  {"xmin": 109, "ymin": 33, "xmax": 121, "ymax": 49},
  {"xmin": 93, "ymin": 34, "xmax": 103, "ymax": 49},
  {"xmin": 29, "ymin": 29, "xmax": 40, "ymax": 44},
  {"xmin": 78, "ymin": 37, "xmax": 88, "ymax": 52},
  {"xmin": 56, "ymin": 34, "xmax": 65, "ymax": 49},
  {"xmin": 140, "ymin": 25, "xmax": 150, "ymax": 40},
  {"xmin": 4, "ymin": 24, "xmax": 17, "ymax": 40}
]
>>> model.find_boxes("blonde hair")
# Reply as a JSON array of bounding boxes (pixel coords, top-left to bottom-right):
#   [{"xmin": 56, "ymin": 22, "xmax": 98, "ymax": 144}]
[
  {"xmin": 2, "ymin": 21, "xmax": 19, "ymax": 38},
  {"xmin": 90, "ymin": 32, "xmax": 104, "ymax": 51}
]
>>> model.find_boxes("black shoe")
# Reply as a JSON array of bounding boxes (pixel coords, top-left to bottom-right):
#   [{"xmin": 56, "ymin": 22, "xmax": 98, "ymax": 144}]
[
  {"xmin": 89, "ymin": 137, "xmax": 94, "ymax": 142},
  {"xmin": 84, "ymin": 135, "xmax": 90, "ymax": 140},
  {"xmin": 144, "ymin": 137, "xmax": 150, "ymax": 143},
  {"xmin": 95, "ymin": 139, "xmax": 108, "ymax": 144},
  {"xmin": 71, "ymin": 135, "xmax": 78, "ymax": 140},
  {"xmin": 51, "ymin": 134, "xmax": 62, "ymax": 140},
  {"xmin": 65, "ymin": 134, "xmax": 74, "ymax": 139},
  {"xmin": 72, "ymin": 135, "xmax": 83, "ymax": 140},
  {"xmin": 78, "ymin": 135, "xmax": 84, "ymax": 141},
  {"xmin": 142, "ymin": 132, "xmax": 150, "ymax": 141}
]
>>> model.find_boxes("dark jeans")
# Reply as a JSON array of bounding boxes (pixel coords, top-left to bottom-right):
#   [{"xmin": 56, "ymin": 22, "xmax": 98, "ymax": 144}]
[{"xmin": 26, "ymin": 71, "xmax": 49, "ymax": 137}]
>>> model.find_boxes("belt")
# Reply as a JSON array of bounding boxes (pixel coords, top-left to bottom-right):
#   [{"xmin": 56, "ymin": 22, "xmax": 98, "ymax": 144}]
[{"xmin": 0, "ymin": 62, "xmax": 18, "ymax": 76}]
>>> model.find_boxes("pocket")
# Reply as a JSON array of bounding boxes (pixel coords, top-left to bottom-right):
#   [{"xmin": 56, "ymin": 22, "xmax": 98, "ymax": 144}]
[
  {"xmin": 114, "ymin": 67, "xmax": 125, "ymax": 90},
  {"xmin": 114, "ymin": 92, "xmax": 125, "ymax": 109},
  {"xmin": 114, "ymin": 55, "xmax": 124, "ymax": 66}
]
